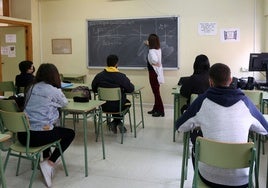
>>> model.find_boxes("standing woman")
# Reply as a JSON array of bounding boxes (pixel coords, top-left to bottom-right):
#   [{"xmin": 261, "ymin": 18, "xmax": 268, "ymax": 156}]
[
  {"xmin": 18, "ymin": 63, "xmax": 75, "ymax": 187},
  {"xmin": 146, "ymin": 34, "xmax": 165, "ymax": 117}
]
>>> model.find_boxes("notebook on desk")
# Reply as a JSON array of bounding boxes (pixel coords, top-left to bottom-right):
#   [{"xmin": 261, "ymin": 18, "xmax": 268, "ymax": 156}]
[{"xmin": 61, "ymin": 82, "xmax": 73, "ymax": 88}]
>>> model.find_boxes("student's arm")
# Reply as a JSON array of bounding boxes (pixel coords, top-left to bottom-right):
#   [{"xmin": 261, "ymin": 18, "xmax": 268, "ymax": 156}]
[
  {"xmin": 91, "ymin": 76, "xmax": 98, "ymax": 93},
  {"xmin": 121, "ymin": 74, "xmax": 134, "ymax": 93},
  {"xmin": 57, "ymin": 89, "xmax": 68, "ymax": 106},
  {"xmin": 243, "ymin": 97, "xmax": 268, "ymax": 134},
  {"xmin": 180, "ymin": 78, "xmax": 192, "ymax": 99},
  {"xmin": 176, "ymin": 95, "xmax": 204, "ymax": 131}
]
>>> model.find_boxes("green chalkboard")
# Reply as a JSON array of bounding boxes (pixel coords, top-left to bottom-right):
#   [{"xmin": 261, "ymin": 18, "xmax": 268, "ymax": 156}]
[{"xmin": 87, "ymin": 16, "xmax": 179, "ymax": 69}]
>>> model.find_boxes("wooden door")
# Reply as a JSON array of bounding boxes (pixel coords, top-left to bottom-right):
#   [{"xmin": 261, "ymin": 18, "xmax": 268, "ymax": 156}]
[
  {"xmin": 0, "ymin": 19, "xmax": 32, "ymax": 82},
  {"xmin": 0, "ymin": 26, "xmax": 26, "ymax": 82}
]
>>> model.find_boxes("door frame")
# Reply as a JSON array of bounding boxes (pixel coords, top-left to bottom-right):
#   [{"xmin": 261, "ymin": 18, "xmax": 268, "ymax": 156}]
[{"xmin": 0, "ymin": 18, "xmax": 32, "ymax": 81}]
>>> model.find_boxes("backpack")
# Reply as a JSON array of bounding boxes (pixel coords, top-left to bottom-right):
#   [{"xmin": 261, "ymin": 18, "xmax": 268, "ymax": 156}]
[{"xmin": 71, "ymin": 86, "xmax": 92, "ymax": 100}]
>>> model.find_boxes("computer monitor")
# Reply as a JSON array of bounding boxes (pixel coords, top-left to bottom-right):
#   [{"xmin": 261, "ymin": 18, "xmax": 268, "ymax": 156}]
[{"xmin": 248, "ymin": 52, "xmax": 268, "ymax": 84}]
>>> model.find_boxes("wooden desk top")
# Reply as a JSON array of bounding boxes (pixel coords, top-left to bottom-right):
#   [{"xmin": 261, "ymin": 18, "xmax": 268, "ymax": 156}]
[
  {"xmin": 61, "ymin": 100, "xmax": 105, "ymax": 113},
  {"xmin": 62, "ymin": 74, "xmax": 86, "ymax": 78},
  {"xmin": 0, "ymin": 133, "xmax": 11, "ymax": 142}
]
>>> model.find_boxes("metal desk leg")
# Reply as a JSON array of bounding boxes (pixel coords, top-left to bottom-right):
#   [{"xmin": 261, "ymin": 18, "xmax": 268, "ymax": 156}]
[
  {"xmin": 132, "ymin": 91, "xmax": 144, "ymax": 138},
  {"xmin": 256, "ymin": 134, "xmax": 260, "ymax": 188},
  {"xmin": 138, "ymin": 91, "xmax": 145, "ymax": 129},
  {"xmin": 266, "ymin": 151, "xmax": 268, "ymax": 188},
  {"xmin": 173, "ymin": 94, "xmax": 180, "ymax": 142},
  {"xmin": 98, "ymin": 108, "xmax": 105, "ymax": 159},
  {"xmin": 0, "ymin": 150, "xmax": 7, "ymax": 188},
  {"xmin": 131, "ymin": 94, "xmax": 137, "ymax": 137},
  {"xmin": 180, "ymin": 132, "xmax": 190, "ymax": 188},
  {"xmin": 83, "ymin": 113, "xmax": 88, "ymax": 177}
]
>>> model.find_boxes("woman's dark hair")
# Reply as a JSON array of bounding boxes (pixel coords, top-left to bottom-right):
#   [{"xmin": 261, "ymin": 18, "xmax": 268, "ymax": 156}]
[
  {"xmin": 34, "ymin": 63, "xmax": 61, "ymax": 88},
  {"xmin": 19, "ymin": 60, "xmax": 34, "ymax": 74},
  {"xmin": 193, "ymin": 54, "xmax": 210, "ymax": 74},
  {"xmin": 148, "ymin": 34, "xmax": 160, "ymax": 49},
  {"xmin": 107, "ymin": 54, "xmax": 119, "ymax": 67}
]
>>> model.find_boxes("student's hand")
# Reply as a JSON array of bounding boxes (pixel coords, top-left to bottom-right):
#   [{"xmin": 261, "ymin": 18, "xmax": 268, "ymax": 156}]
[{"xmin": 144, "ymin": 40, "xmax": 149, "ymax": 46}]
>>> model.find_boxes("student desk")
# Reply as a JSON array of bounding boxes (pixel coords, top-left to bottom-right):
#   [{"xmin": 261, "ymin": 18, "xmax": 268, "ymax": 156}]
[
  {"xmin": 126, "ymin": 86, "xmax": 145, "ymax": 138},
  {"xmin": 60, "ymin": 100, "xmax": 105, "ymax": 177},
  {"xmin": 62, "ymin": 74, "xmax": 86, "ymax": 83},
  {"xmin": 171, "ymin": 86, "xmax": 187, "ymax": 142}
]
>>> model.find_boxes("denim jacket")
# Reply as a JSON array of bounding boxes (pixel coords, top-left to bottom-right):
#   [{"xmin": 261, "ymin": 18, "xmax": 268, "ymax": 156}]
[{"xmin": 24, "ymin": 82, "xmax": 68, "ymax": 131}]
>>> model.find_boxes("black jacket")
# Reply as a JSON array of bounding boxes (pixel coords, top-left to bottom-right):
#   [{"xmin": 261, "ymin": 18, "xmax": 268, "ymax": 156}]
[{"xmin": 92, "ymin": 69, "xmax": 134, "ymax": 112}]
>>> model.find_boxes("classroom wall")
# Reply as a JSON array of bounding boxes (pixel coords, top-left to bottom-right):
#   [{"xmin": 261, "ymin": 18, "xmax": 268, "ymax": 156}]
[
  {"xmin": 265, "ymin": 0, "xmax": 268, "ymax": 50},
  {"xmin": 32, "ymin": 0, "xmax": 266, "ymax": 106}
]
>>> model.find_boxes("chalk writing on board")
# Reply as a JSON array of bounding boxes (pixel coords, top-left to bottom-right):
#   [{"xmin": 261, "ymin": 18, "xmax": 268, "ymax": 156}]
[{"xmin": 87, "ymin": 17, "xmax": 179, "ymax": 69}]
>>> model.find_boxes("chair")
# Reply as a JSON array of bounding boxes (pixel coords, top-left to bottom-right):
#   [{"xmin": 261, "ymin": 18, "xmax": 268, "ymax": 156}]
[
  {"xmin": 0, "ymin": 133, "xmax": 11, "ymax": 188},
  {"xmin": 180, "ymin": 94, "xmax": 198, "ymax": 188},
  {"xmin": 193, "ymin": 137, "xmax": 257, "ymax": 188},
  {"xmin": 97, "ymin": 87, "xmax": 132, "ymax": 144},
  {"xmin": 0, "ymin": 100, "xmax": 20, "ymax": 145},
  {"xmin": 243, "ymin": 90, "xmax": 265, "ymax": 172},
  {"xmin": 0, "ymin": 110, "xmax": 68, "ymax": 188},
  {"xmin": 0, "ymin": 81, "xmax": 16, "ymax": 97},
  {"xmin": 243, "ymin": 90, "xmax": 263, "ymax": 111},
  {"xmin": 0, "ymin": 99, "xmax": 20, "ymax": 113}
]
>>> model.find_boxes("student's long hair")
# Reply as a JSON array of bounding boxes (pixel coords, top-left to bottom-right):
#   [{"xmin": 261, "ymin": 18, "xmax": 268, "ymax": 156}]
[
  {"xmin": 148, "ymin": 34, "xmax": 160, "ymax": 50},
  {"xmin": 193, "ymin": 54, "xmax": 210, "ymax": 74},
  {"xmin": 34, "ymin": 63, "xmax": 61, "ymax": 88}
]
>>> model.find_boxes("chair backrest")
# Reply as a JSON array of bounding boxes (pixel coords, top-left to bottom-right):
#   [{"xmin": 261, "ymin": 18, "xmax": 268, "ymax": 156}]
[
  {"xmin": 0, "ymin": 99, "xmax": 20, "ymax": 112},
  {"xmin": 98, "ymin": 87, "xmax": 121, "ymax": 101},
  {"xmin": 194, "ymin": 137, "xmax": 256, "ymax": 187},
  {"xmin": 243, "ymin": 90, "xmax": 263, "ymax": 111},
  {"xmin": 190, "ymin": 94, "xmax": 198, "ymax": 104},
  {"xmin": 97, "ymin": 87, "xmax": 122, "ymax": 112},
  {"xmin": 0, "ymin": 81, "xmax": 16, "ymax": 96},
  {"xmin": 0, "ymin": 110, "xmax": 29, "ymax": 134}
]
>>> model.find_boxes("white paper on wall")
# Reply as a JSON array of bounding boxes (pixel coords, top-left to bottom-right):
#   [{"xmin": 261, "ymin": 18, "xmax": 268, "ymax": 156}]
[{"xmin": 198, "ymin": 22, "xmax": 217, "ymax": 36}]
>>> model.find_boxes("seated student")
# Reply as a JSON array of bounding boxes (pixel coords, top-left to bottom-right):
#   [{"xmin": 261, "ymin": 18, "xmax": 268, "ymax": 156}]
[
  {"xmin": 179, "ymin": 54, "xmax": 210, "ymax": 160},
  {"xmin": 91, "ymin": 54, "xmax": 134, "ymax": 134},
  {"xmin": 180, "ymin": 54, "xmax": 210, "ymax": 113},
  {"xmin": 18, "ymin": 63, "xmax": 75, "ymax": 187},
  {"xmin": 176, "ymin": 63, "xmax": 268, "ymax": 188},
  {"xmin": 15, "ymin": 60, "xmax": 35, "ymax": 94}
]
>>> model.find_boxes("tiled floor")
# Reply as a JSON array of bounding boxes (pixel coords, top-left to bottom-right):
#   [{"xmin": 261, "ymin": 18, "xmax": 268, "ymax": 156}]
[{"xmin": 2, "ymin": 105, "xmax": 268, "ymax": 187}]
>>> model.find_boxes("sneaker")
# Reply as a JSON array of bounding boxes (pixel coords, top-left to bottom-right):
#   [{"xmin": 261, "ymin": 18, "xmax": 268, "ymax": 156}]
[
  {"xmin": 110, "ymin": 125, "xmax": 117, "ymax": 134},
  {"xmin": 108, "ymin": 121, "xmax": 118, "ymax": 134},
  {"xmin": 40, "ymin": 160, "xmax": 54, "ymax": 187},
  {"xmin": 119, "ymin": 126, "xmax": 127, "ymax": 133},
  {"xmin": 118, "ymin": 123, "xmax": 127, "ymax": 133}
]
